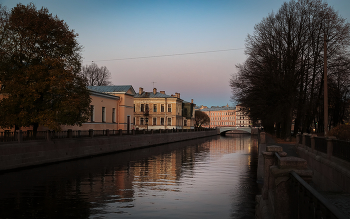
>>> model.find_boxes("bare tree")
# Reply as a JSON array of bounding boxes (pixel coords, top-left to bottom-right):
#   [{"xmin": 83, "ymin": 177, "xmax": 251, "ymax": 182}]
[
  {"xmin": 195, "ymin": 111, "xmax": 210, "ymax": 127},
  {"xmin": 81, "ymin": 63, "xmax": 112, "ymax": 86},
  {"xmin": 230, "ymin": 0, "xmax": 350, "ymax": 139}
]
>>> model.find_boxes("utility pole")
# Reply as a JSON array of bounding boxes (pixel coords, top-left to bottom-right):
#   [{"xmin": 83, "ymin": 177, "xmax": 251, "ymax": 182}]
[{"xmin": 324, "ymin": 32, "xmax": 328, "ymax": 136}]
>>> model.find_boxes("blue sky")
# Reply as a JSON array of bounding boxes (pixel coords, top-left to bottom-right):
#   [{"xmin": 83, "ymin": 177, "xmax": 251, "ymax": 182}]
[{"xmin": 2, "ymin": 0, "xmax": 350, "ymax": 107}]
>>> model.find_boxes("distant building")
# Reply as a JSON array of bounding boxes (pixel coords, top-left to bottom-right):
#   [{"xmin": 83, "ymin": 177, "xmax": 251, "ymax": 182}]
[
  {"xmin": 133, "ymin": 87, "xmax": 195, "ymax": 130},
  {"xmin": 200, "ymin": 104, "xmax": 236, "ymax": 128}
]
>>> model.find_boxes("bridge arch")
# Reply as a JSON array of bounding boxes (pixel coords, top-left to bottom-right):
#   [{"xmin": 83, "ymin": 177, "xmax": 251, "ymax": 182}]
[{"xmin": 218, "ymin": 127, "xmax": 252, "ymax": 135}]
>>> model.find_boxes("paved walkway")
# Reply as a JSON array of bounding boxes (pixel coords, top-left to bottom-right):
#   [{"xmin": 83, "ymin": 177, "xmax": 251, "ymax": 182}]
[{"xmin": 265, "ymin": 134, "xmax": 350, "ymax": 218}]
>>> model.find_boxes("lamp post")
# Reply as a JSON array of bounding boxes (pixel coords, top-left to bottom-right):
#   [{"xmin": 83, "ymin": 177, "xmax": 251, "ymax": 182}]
[{"xmin": 324, "ymin": 32, "xmax": 328, "ymax": 136}]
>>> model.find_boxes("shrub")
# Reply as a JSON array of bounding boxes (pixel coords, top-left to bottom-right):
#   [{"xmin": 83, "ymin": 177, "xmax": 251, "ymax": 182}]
[{"xmin": 328, "ymin": 124, "xmax": 350, "ymax": 141}]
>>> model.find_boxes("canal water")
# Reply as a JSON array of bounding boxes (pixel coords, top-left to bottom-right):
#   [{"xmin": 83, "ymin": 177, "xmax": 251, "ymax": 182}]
[{"xmin": 0, "ymin": 134, "xmax": 259, "ymax": 219}]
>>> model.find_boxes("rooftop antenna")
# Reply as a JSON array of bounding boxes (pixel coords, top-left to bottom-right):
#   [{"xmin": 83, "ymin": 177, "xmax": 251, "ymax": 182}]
[{"xmin": 152, "ymin": 81, "xmax": 156, "ymax": 88}]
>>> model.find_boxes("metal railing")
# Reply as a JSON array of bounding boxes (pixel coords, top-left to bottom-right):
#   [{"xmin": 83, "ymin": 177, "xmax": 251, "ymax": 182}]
[
  {"xmin": 0, "ymin": 128, "xmax": 216, "ymax": 144},
  {"xmin": 332, "ymin": 140, "xmax": 350, "ymax": 163},
  {"xmin": 290, "ymin": 171, "xmax": 347, "ymax": 219},
  {"xmin": 314, "ymin": 137, "xmax": 327, "ymax": 154},
  {"xmin": 305, "ymin": 135, "xmax": 311, "ymax": 147}
]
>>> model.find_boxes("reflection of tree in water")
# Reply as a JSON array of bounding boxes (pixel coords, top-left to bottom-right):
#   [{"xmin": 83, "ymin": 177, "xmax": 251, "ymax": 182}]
[
  {"xmin": 0, "ymin": 136, "xmax": 223, "ymax": 218},
  {"xmin": 230, "ymin": 136, "xmax": 259, "ymax": 218},
  {"xmin": 0, "ymin": 179, "xmax": 91, "ymax": 219}
]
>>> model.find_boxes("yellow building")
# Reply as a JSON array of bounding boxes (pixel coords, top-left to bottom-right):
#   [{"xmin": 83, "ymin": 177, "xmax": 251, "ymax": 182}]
[
  {"xmin": 133, "ymin": 87, "xmax": 195, "ymax": 130},
  {"xmin": 61, "ymin": 90, "xmax": 121, "ymax": 131},
  {"xmin": 87, "ymin": 86, "xmax": 136, "ymax": 131},
  {"xmin": 0, "ymin": 86, "xmax": 136, "ymax": 132}
]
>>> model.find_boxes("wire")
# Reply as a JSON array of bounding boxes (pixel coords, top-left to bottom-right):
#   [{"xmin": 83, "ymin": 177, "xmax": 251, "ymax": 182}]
[{"xmin": 89, "ymin": 48, "xmax": 245, "ymax": 62}]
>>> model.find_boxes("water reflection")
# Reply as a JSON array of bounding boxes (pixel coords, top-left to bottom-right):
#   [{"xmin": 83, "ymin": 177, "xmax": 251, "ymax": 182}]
[{"xmin": 0, "ymin": 134, "xmax": 258, "ymax": 219}]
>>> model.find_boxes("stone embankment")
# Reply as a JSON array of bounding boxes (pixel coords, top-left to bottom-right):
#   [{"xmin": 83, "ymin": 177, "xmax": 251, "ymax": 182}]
[{"xmin": 0, "ymin": 129, "xmax": 218, "ymax": 172}]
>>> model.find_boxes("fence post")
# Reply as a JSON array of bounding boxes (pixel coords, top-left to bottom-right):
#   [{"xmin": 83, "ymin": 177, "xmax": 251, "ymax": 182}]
[
  {"xmin": 46, "ymin": 130, "xmax": 51, "ymax": 141},
  {"xmin": 119, "ymin": 129, "xmax": 122, "ymax": 136},
  {"xmin": 327, "ymin": 136, "xmax": 336, "ymax": 159},
  {"xmin": 302, "ymin": 133, "xmax": 306, "ymax": 146},
  {"xmin": 311, "ymin": 134, "xmax": 317, "ymax": 152},
  {"xmin": 132, "ymin": 129, "xmax": 135, "ymax": 135},
  {"xmin": 151, "ymin": 129, "xmax": 153, "ymax": 134},
  {"xmin": 159, "ymin": 129, "xmax": 161, "ymax": 134},
  {"xmin": 17, "ymin": 130, "xmax": 23, "ymax": 143},
  {"xmin": 67, "ymin": 129, "xmax": 73, "ymax": 138},
  {"xmin": 106, "ymin": 129, "xmax": 110, "ymax": 136},
  {"xmin": 296, "ymin": 133, "xmax": 300, "ymax": 147},
  {"xmin": 89, "ymin": 129, "xmax": 94, "ymax": 138}
]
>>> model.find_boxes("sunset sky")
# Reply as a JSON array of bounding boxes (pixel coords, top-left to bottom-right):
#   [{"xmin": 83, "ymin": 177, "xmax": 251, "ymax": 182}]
[{"xmin": 2, "ymin": 0, "xmax": 350, "ymax": 107}]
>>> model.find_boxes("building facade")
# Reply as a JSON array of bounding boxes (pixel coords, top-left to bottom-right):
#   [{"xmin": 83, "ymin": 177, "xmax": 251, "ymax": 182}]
[
  {"xmin": 235, "ymin": 104, "xmax": 252, "ymax": 127},
  {"xmin": 200, "ymin": 105, "xmax": 236, "ymax": 128},
  {"xmin": 87, "ymin": 85, "xmax": 136, "ymax": 131},
  {"xmin": 133, "ymin": 88, "xmax": 195, "ymax": 130}
]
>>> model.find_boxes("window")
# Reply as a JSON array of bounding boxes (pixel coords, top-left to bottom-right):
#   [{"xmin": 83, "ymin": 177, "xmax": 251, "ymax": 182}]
[
  {"xmin": 133, "ymin": 117, "xmax": 135, "ymax": 125},
  {"xmin": 141, "ymin": 104, "xmax": 144, "ymax": 112},
  {"xmin": 134, "ymin": 104, "xmax": 135, "ymax": 112},
  {"xmin": 168, "ymin": 104, "xmax": 171, "ymax": 112},
  {"xmin": 168, "ymin": 118, "xmax": 171, "ymax": 126},
  {"xmin": 145, "ymin": 118, "xmax": 148, "ymax": 124},
  {"xmin": 140, "ymin": 118, "xmax": 144, "ymax": 125},
  {"xmin": 161, "ymin": 118, "xmax": 164, "ymax": 125},
  {"xmin": 153, "ymin": 117, "xmax": 157, "ymax": 125},
  {"xmin": 153, "ymin": 104, "xmax": 157, "ymax": 112},
  {"xmin": 184, "ymin": 120, "xmax": 187, "ymax": 126},
  {"xmin": 112, "ymin": 108, "xmax": 116, "ymax": 123},
  {"xmin": 161, "ymin": 104, "xmax": 165, "ymax": 112},
  {"xmin": 145, "ymin": 104, "xmax": 149, "ymax": 112},
  {"xmin": 90, "ymin": 105, "xmax": 94, "ymax": 122},
  {"xmin": 102, "ymin": 107, "xmax": 106, "ymax": 122}
]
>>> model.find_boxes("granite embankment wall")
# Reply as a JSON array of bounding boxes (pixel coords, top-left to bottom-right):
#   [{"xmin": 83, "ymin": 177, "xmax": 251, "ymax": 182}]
[{"xmin": 0, "ymin": 130, "xmax": 218, "ymax": 172}]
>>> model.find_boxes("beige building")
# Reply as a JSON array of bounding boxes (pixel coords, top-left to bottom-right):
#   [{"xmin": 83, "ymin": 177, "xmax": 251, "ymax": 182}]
[{"xmin": 133, "ymin": 87, "xmax": 195, "ymax": 130}]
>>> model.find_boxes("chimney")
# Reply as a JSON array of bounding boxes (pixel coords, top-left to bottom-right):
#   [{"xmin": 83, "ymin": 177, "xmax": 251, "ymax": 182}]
[
  {"xmin": 153, "ymin": 88, "xmax": 157, "ymax": 94},
  {"xmin": 139, "ymin": 87, "xmax": 143, "ymax": 95},
  {"xmin": 160, "ymin": 91, "xmax": 165, "ymax": 94},
  {"xmin": 175, "ymin": 92, "xmax": 180, "ymax": 99},
  {"xmin": 191, "ymin": 99, "xmax": 193, "ymax": 103}
]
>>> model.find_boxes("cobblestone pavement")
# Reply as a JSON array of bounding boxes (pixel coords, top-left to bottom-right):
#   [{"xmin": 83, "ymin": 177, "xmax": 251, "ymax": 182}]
[{"xmin": 319, "ymin": 192, "xmax": 350, "ymax": 218}]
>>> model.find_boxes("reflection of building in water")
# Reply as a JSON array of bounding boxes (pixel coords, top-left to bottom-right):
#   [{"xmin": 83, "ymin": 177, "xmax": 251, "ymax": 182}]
[
  {"xmin": 131, "ymin": 152, "xmax": 180, "ymax": 188},
  {"xmin": 76, "ymin": 167, "xmax": 135, "ymax": 203},
  {"xmin": 207, "ymin": 136, "xmax": 250, "ymax": 155}
]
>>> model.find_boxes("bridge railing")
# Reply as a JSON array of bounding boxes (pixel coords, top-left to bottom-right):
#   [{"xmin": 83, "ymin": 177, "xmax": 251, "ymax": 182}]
[
  {"xmin": 290, "ymin": 171, "xmax": 348, "ymax": 219},
  {"xmin": 297, "ymin": 133, "xmax": 350, "ymax": 163}
]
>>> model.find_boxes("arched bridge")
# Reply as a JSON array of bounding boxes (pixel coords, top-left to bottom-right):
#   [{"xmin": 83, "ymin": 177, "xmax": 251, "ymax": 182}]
[{"xmin": 218, "ymin": 127, "xmax": 259, "ymax": 135}]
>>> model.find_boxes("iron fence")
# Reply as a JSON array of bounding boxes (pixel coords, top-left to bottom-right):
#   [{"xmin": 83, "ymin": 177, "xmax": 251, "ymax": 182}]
[
  {"xmin": 332, "ymin": 140, "xmax": 350, "ymax": 163},
  {"xmin": 290, "ymin": 171, "xmax": 347, "ymax": 219},
  {"xmin": 0, "ymin": 131, "xmax": 16, "ymax": 142},
  {"xmin": 314, "ymin": 137, "xmax": 327, "ymax": 154},
  {"xmin": 0, "ymin": 128, "xmax": 215, "ymax": 144}
]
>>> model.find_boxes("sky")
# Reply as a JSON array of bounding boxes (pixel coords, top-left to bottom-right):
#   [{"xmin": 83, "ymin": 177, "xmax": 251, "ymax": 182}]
[{"xmin": 1, "ymin": 0, "xmax": 350, "ymax": 107}]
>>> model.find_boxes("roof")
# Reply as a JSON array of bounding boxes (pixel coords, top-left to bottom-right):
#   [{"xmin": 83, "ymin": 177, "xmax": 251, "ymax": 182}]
[
  {"xmin": 87, "ymin": 85, "xmax": 136, "ymax": 94},
  {"xmin": 200, "ymin": 106, "xmax": 236, "ymax": 111},
  {"xmin": 89, "ymin": 90, "xmax": 120, "ymax": 100},
  {"xmin": 134, "ymin": 92, "xmax": 176, "ymax": 98}
]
